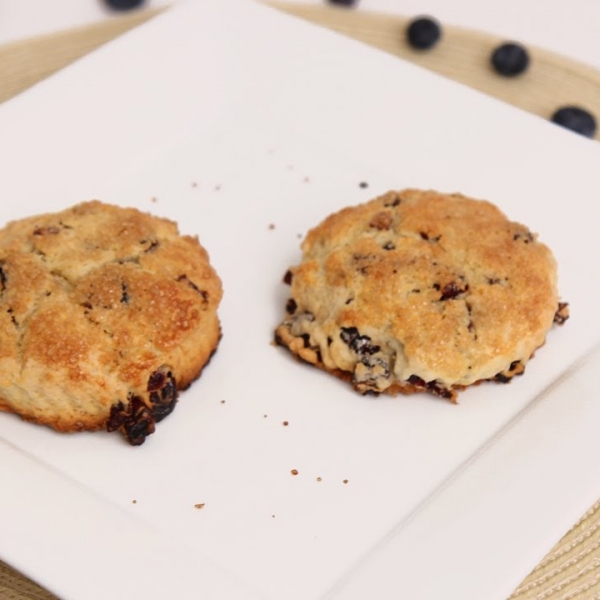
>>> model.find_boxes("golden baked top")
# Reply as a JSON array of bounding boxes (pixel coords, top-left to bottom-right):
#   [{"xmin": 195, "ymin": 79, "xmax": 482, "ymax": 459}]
[
  {"xmin": 276, "ymin": 189, "xmax": 565, "ymax": 399},
  {"xmin": 0, "ymin": 201, "xmax": 222, "ymax": 444}
]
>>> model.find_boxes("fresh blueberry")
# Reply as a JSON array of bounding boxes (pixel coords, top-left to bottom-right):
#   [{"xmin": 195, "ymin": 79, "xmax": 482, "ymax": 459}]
[
  {"xmin": 491, "ymin": 42, "xmax": 530, "ymax": 76},
  {"xmin": 407, "ymin": 17, "xmax": 442, "ymax": 50},
  {"xmin": 551, "ymin": 106, "xmax": 597, "ymax": 138},
  {"xmin": 327, "ymin": 0, "xmax": 358, "ymax": 6},
  {"xmin": 104, "ymin": 0, "xmax": 146, "ymax": 10}
]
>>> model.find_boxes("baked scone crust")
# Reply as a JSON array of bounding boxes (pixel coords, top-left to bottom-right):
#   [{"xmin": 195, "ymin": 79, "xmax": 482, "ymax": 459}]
[
  {"xmin": 0, "ymin": 201, "xmax": 222, "ymax": 444},
  {"xmin": 275, "ymin": 189, "xmax": 566, "ymax": 400}
]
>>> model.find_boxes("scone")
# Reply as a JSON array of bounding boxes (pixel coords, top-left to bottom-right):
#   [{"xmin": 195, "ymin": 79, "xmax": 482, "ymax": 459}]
[
  {"xmin": 275, "ymin": 189, "xmax": 568, "ymax": 401},
  {"xmin": 0, "ymin": 201, "xmax": 222, "ymax": 444}
]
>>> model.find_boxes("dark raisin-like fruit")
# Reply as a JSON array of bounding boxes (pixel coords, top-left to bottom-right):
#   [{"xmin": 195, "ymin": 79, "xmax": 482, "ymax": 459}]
[
  {"xmin": 554, "ymin": 302, "xmax": 570, "ymax": 325},
  {"xmin": 407, "ymin": 374, "xmax": 426, "ymax": 387},
  {"xmin": 286, "ymin": 298, "xmax": 298, "ymax": 315},
  {"xmin": 407, "ymin": 17, "xmax": 442, "ymax": 50},
  {"xmin": 120, "ymin": 282, "xmax": 130, "ymax": 304},
  {"xmin": 340, "ymin": 327, "xmax": 380, "ymax": 355},
  {"xmin": 107, "ymin": 395, "xmax": 156, "ymax": 446},
  {"xmin": 106, "ymin": 367, "xmax": 178, "ymax": 444},
  {"xmin": 490, "ymin": 42, "xmax": 530, "ymax": 76},
  {"xmin": 439, "ymin": 281, "xmax": 468, "ymax": 301},
  {"xmin": 383, "ymin": 196, "xmax": 401, "ymax": 207},
  {"xmin": 176, "ymin": 275, "xmax": 208, "ymax": 302},
  {"xmin": 426, "ymin": 380, "xmax": 455, "ymax": 400},
  {"xmin": 104, "ymin": 0, "xmax": 146, "ymax": 9},
  {"xmin": 33, "ymin": 226, "xmax": 60, "ymax": 235},
  {"xmin": 142, "ymin": 239, "xmax": 159, "ymax": 253},
  {"xmin": 340, "ymin": 327, "xmax": 359, "ymax": 344},
  {"xmin": 493, "ymin": 360, "xmax": 525, "ymax": 384},
  {"xmin": 124, "ymin": 403, "xmax": 155, "ymax": 446},
  {"xmin": 551, "ymin": 106, "xmax": 597, "ymax": 138},
  {"xmin": 327, "ymin": 0, "xmax": 358, "ymax": 6},
  {"xmin": 420, "ymin": 231, "xmax": 441, "ymax": 242},
  {"xmin": 513, "ymin": 231, "xmax": 534, "ymax": 243},
  {"xmin": 148, "ymin": 367, "xmax": 178, "ymax": 422}
]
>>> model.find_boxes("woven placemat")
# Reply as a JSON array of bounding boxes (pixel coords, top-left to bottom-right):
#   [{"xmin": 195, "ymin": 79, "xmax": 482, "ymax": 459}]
[
  {"xmin": 272, "ymin": 3, "xmax": 600, "ymax": 141},
  {"xmin": 1, "ymin": 4, "xmax": 600, "ymax": 599},
  {"xmin": 0, "ymin": 7, "xmax": 163, "ymax": 105},
  {"xmin": 0, "ymin": 561, "xmax": 59, "ymax": 600}
]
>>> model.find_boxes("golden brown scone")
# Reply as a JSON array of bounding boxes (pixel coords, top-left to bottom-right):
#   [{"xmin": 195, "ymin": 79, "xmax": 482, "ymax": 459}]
[
  {"xmin": 275, "ymin": 189, "xmax": 568, "ymax": 401},
  {"xmin": 0, "ymin": 201, "xmax": 222, "ymax": 444}
]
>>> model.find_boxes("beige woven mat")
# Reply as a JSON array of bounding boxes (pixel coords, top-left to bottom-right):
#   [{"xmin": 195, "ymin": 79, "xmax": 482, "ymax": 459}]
[{"xmin": 1, "ymin": 4, "xmax": 600, "ymax": 599}]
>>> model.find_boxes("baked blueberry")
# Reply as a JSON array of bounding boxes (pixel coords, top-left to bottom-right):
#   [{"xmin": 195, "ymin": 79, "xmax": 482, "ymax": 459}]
[
  {"xmin": 491, "ymin": 42, "xmax": 530, "ymax": 76},
  {"xmin": 407, "ymin": 17, "xmax": 442, "ymax": 50},
  {"xmin": 551, "ymin": 106, "xmax": 597, "ymax": 138},
  {"xmin": 104, "ymin": 0, "xmax": 146, "ymax": 10}
]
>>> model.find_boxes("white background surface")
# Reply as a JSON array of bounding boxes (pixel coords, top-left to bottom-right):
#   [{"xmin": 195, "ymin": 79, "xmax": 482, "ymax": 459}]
[
  {"xmin": 1, "ymin": 1, "xmax": 600, "ymax": 600},
  {"xmin": 2, "ymin": 0, "xmax": 600, "ymax": 71}
]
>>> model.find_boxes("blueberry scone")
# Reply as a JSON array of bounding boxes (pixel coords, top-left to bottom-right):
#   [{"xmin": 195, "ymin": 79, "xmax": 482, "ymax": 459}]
[
  {"xmin": 275, "ymin": 189, "xmax": 568, "ymax": 401},
  {"xmin": 0, "ymin": 201, "xmax": 222, "ymax": 444}
]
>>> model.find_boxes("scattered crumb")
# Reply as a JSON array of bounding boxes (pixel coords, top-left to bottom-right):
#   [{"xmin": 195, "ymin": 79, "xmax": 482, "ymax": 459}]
[
  {"xmin": 343, "ymin": 479, "xmax": 349, "ymax": 484},
  {"xmin": 291, "ymin": 469, "xmax": 299, "ymax": 476},
  {"xmin": 220, "ymin": 399, "xmax": 226, "ymax": 404},
  {"xmin": 150, "ymin": 196, "xmax": 157, "ymax": 203},
  {"xmin": 263, "ymin": 414, "xmax": 268, "ymax": 418},
  {"xmin": 214, "ymin": 184, "xmax": 221, "ymax": 191},
  {"xmin": 194, "ymin": 503, "xmax": 206, "ymax": 509},
  {"xmin": 303, "ymin": 176, "xmax": 310, "ymax": 183},
  {"xmin": 132, "ymin": 499, "xmax": 137, "ymax": 504},
  {"xmin": 359, "ymin": 181, "xmax": 369, "ymax": 189},
  {"xmin": 271, "ymin": 514, "xmax": 276, "ymax": 518},
  {"xmin": 297, "ymin": 233, "xmax": 302, "ymax": 239},
  {"xmin": 316, "ymin": 477, "xmax": 322, "ymax": 482},
  {"xmin": 191, "ymin": 181, "xmax": 198, "ymax": 188},
  {"xmin": 268, "ymin": 223, "xmax": 276, "ymax": 230},
  {"xmin": 282, "ymin": 420, "xmax": 289, "ymax": 426}
]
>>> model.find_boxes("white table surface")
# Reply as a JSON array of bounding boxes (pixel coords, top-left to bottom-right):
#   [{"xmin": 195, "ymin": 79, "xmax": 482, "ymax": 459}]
[{"xmin": 1, "ymin": 0, "xmax": 600, "ymax": 71}]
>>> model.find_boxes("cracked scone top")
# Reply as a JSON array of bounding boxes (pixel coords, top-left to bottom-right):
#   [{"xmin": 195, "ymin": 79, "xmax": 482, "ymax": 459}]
[
  {"xmin": 275, "ymin": 189, "xmax": 568, "ymax": 401},
  {"xmin": 0, "ymin": 201, "xmax": 222, "ymax": 444}
]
